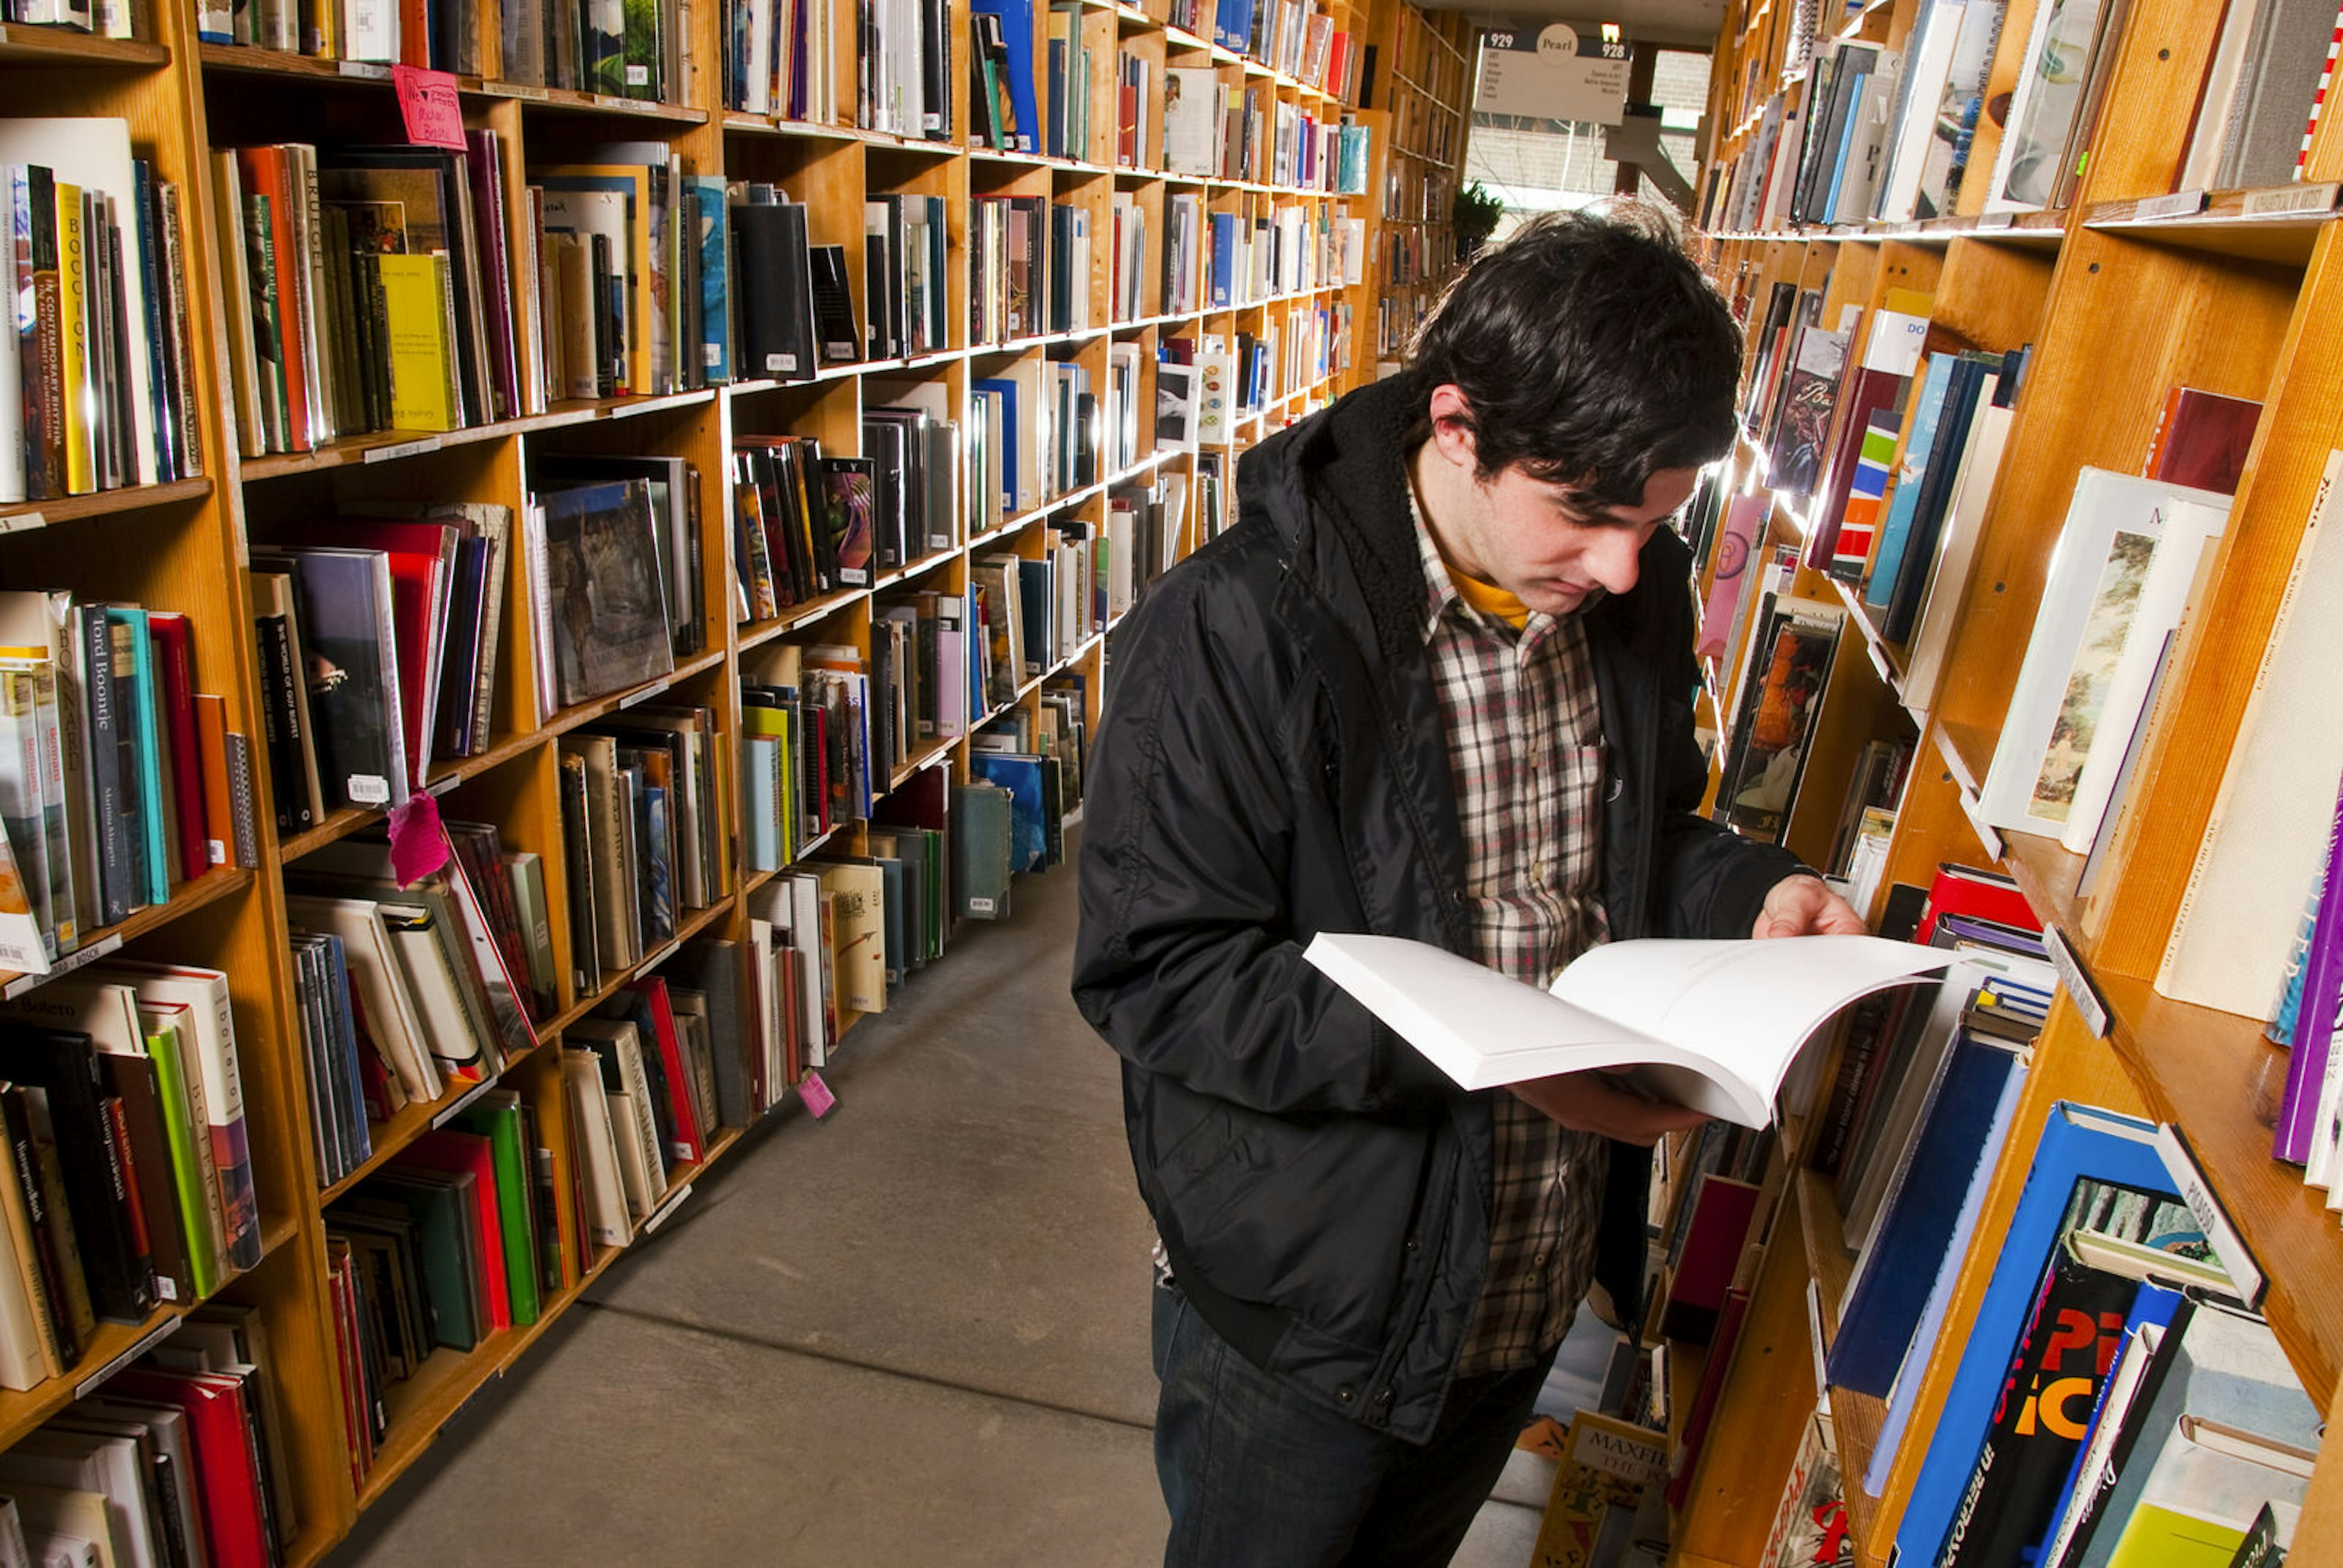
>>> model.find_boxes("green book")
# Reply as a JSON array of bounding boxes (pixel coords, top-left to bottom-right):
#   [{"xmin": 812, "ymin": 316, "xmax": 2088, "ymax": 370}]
[
  {"xmin": 455, "ymin": 1091, "xmax": 542, "ymax": 1326},
  {"xmin": 145, "ymin": 1020, "xmax": 221, "ymax": 1300}
]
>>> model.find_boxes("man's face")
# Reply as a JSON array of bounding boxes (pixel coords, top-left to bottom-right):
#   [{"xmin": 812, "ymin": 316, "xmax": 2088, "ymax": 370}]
[{"xmin": 1449, "ymin": 461, "xmax": 1701, "ymax": 617}]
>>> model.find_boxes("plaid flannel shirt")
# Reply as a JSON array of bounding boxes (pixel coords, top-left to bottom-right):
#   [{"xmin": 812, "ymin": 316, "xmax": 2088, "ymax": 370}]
[{"xmin": 1407, "ymin": 486, "xmax": 1613, "ymax": 1378}]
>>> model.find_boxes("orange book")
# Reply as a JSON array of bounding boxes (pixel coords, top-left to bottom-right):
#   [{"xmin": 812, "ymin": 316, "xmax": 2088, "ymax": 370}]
[{"xmin": 233, "ymin": 148, "xmax": 311, "ymax": 451}]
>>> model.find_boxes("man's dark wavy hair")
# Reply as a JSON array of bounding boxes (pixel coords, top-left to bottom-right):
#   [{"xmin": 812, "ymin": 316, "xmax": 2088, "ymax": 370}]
[{"xmin": 1409, "ymin": 204, "xmax": 1741, "ymax": 511}]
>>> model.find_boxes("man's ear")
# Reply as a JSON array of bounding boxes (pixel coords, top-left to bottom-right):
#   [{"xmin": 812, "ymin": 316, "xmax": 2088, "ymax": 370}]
[{"xmin": 1425, "ymin": 384, "xmax": 1478, "ymax": 471}]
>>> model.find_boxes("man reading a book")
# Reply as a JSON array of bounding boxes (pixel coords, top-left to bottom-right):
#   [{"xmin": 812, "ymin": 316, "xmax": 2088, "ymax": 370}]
[{"xmin": 1072, "ymin": 207, "xmax": 1862, "ymax": 1567}]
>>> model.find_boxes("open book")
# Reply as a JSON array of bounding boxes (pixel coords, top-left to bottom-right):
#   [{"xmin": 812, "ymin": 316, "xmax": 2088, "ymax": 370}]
[{"xmin": 1303, "ymin": 933, "xmax": 1954, "ymax": 1127}]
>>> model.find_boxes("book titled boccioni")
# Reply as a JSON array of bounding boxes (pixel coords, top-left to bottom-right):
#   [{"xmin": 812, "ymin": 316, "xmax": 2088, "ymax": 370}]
[{"xmin": 1303, "ymin": 933, "xmax": 1951, "ymax": 1127}]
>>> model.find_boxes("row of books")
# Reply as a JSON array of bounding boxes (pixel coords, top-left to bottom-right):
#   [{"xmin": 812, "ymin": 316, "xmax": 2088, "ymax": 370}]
[
  {"xmin": 2, "ymin": 123, "xmax": 204, "ymax": 506},
  {"xmin": 0, "ymin": 1307, "xmax": 298, "ymax": 1567},
  {"xmin": 0, "ymin": 592, "xmax": 257, "ymax": 977},
  {"xmin": 730, "ymin": 416, "xmax": 957, "ymax": 623},
  {"xmin": 965, "ymin": 195, "xmax": 1089, "ymax": 347},
  {"xmin": 558, "ymin": 708, "xmax": 733, "ymax": 996},
  {"xmin": 726, "ymin": 0, "xmax": 840, "ymax": 120},
  {"xmin": 250, "ymin": 503, "xmax": 517, "ymax": 832},
  {"xmin": 1714, "ymin": 0, "xmax": 2343, "ymax": 236},
  {"xmin": 198, "ymin": 0, "xmax": 682, "ymax": 99},
  {"xmin": 0, "ymin": 963, "xmax": 266, "ymax": 1381},
  {"xmin": 2, "ymin": 0, "xmax": 130, "ymax": 34}
]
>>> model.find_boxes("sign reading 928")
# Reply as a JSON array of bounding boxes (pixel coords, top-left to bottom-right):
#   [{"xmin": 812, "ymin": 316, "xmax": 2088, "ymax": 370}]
[{"xmin": 1477, "ymin": 23, "xmax": 1632, "ymax": 126}]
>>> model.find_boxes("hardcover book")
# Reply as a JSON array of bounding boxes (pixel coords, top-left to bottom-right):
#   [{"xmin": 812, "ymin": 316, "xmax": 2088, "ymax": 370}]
[{"xmin": 537, "ymin": 480, "xmax": 676, "ymax": 710}]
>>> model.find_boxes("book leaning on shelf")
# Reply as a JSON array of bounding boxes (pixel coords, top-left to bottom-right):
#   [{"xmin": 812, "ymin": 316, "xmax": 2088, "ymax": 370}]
[{"xmin": 2, "ymin": 121, "xmax": 204, "ymax": 506}]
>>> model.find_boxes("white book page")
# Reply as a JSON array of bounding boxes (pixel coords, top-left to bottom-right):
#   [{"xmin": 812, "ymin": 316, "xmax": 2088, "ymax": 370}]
[{"xmin": 1306, "ymin": 933, "xmax": 1951, "ymax": 1126}]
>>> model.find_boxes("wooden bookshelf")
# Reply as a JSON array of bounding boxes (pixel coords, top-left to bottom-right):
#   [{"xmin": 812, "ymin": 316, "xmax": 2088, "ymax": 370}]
[
  {"xmin": 1682, "ymin": 0, "xmax": 2343, "ymax": 1561},
  {"xmin": 0, "ymin": 0, "xmax": 1464, "ymax": 1558}
]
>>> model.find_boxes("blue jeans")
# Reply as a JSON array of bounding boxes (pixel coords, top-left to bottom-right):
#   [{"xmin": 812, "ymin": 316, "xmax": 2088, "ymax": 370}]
[{"xmin": 1151, "ymin": 1279, "xmax": 1552, "ymax": 1567}]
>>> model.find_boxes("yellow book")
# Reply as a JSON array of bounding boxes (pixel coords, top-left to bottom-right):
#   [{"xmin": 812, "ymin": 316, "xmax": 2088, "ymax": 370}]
[
  {"xmin": 53, "ymin": 183, "xmax": 92, "ymax": 496},
  {"xmin": 377, "ymin": 253, "xmax": 461, "ymax": 433},
  {"xmin": 1532, "ymin": 1411, "xmax": 1668, "ymax": 1568}
]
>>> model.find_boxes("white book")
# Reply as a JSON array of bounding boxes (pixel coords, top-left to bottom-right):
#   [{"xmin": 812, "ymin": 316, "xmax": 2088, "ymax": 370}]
[
  {"xmin": 1302, "ymin": 933, "xmax": 1952, "ymax": 1127},
  {"xmin": 284, "ymin": 896, "xmax": 445, "ymax": 1106},
  {"xmin": 2059, "ymin": 498, "xmax": 2226, "ymax": 852},
  {"xmin": 1876, "ymin": 1, "xmax": 1967, "ymax": 222},
  {"xmin": 2160, "ymin": 448, "xmax": 2343, "ymax": 1016},
  {"xmin": 560, "ymin": 1049, "xmax": 632, "ymax": 1244},
  {"xmin": 0, "ymin": 1435, "xmax": 154, "ymax": 1568},
  {"xmin": 1979, "ymin": 469, "xmax": 2231, "ymax": 840}
]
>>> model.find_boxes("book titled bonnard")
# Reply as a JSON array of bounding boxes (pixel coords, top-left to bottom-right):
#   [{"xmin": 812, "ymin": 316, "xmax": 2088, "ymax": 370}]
[{"xmin": 1302, "ymin": 933, "xmax": 1952, "ymax": 1128}]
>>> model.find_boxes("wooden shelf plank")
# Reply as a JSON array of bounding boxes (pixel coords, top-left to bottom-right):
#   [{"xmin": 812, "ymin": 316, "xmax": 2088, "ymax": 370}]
[
  {"xmin": 2098, "ymin": 971, "xmax": 2342, "ymax": 1411},
  {"xmin": 0, "ymin": 22, "xmax": 168, "ymax": 67},
  {"xmin": 0, "ymin": 477, "xmax": 210, "ymax": 535},
  {"xmin": 0, "ymin": 866, "xmax": 254, "ymax": 999}
]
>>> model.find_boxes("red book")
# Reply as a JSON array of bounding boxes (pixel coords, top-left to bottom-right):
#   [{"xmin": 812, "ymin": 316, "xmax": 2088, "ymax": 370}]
[
  {"xmin": 2146, "ymin": 386, "xmax": 2262, "ymax": 497},
  {"xmin": 399, "ymin": 1128, "xmax": 511, "ymax": 1331},
  {"xmin": 625, "ymin": 976, "xmax": 702, "ymax": 1163},
  {"xmin": 1664, "ymin": 1282, "xmax": 1752, "ymax": 1509},
  {"xmin": 1657, "ymin": 1174, "xmax": 1761, "ymax": 1346},
  {"xmin": 1915, "ymin": 862, "xmax": 2041, "ymax": 946},
  {"xmin": 108, "ymin": 1366, "xmax": 270, "ymax": 1568},
  {"xmin": 333, "ymin": 519, "xmax": 459, "ymax": 789},
  {"xmin": 147, "ymin": 612, "xmax": 211, "ymax": 883}
]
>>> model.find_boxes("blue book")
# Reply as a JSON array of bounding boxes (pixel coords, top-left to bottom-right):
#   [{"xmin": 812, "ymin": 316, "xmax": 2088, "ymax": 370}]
[
  {"xmin": 1819, "ymin": 67, "xmax": 1871, "ymax": 223},
  {"xmin": 970, "ymin": 753, "xmax": 1046, "ymax": 871},
  {"xmin": 1863, "ymin": 353, "xmax": 1956, "ymax": 613},
  {"xmin": 974, "ymin": 377, "xmax": 1021, "ymax": 512},
  {"xmin": 1209, "ymin": 214, "xmax": 1236, "ymax": 309},
  {"xmin": 1881, "ymin": 357, "xmax": 1996, "ymax": 642},
  {"xmin": 1866, "ymin": 1059, "xmax": 2028, "ymax": 1494},
  {"xmin": 686, "ymin": 176, "xmax": 731, "ymax": 383},
  {"xmin": 1827, "ymin": 1026, "xmax": 2026, "ymax": 1396},
  {"xmin": 1214, "ymin": 0, "xmax": 1257, "ymax": 54},
  {"xmin": 104, "ymin": 606, "xmax": 169, "ymax": 907},
  {"xmin": 971, "ymin": 0, "xmax": 1040, "ymax": 153},
  {"xmin": 1892, "ymin": 1101, "xmax": 2181, "ymax": 1568}
]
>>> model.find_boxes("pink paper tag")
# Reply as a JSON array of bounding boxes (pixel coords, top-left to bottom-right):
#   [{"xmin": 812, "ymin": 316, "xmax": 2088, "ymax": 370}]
[
  {"xmin": 799, "ymin": 1071, "xmax": 837, "ymax": 1120},
  {"xmin": 392, "ymin": 65, "xmax": 469, "ymax": 152},
  {"xmin": 386, "ymin": 792, "xmax": 451, "ymax": 887}
]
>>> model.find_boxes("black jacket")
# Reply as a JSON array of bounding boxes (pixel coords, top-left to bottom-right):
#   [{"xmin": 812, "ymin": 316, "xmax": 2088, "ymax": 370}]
[{"xmin": 1070, "ymin": 372, "xmax": 1801, "ymax": 1442}]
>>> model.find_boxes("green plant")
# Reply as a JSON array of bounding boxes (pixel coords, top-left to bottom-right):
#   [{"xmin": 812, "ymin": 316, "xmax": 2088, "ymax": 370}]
[{"xmin": 1453, "ymin": 181, "xmax": 1505, "ymax": 257}]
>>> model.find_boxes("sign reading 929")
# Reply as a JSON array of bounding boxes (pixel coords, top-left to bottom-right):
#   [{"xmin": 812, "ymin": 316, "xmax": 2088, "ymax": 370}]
[{"xmin": 1477, "ymin": 23, "xmax": 1633, "ymax": 126}]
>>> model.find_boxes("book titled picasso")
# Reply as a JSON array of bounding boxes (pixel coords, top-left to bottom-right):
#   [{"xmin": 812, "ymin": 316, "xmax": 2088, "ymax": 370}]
[{"xmin": 1303, "ymin": 933, "xmax": 1952, "ymax": 1127}]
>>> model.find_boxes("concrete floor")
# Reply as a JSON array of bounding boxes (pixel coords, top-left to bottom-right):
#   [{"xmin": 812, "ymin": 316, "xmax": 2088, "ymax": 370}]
[{"xmin": 322, "ymin": 831, "xmax": 1558, "ymax": 1567}]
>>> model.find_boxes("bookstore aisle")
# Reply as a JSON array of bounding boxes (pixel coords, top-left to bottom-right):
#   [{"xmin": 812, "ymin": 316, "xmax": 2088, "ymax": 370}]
[{"xmin": 315, "ymin": 829, "xmax": 1546, "ymax": 1567}]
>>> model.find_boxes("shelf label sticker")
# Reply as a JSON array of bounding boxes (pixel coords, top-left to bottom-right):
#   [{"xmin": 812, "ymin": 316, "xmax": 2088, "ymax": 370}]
[
  {"xmin": 339, "ymin": 59, "xmax": 394, "ymax": 79},
  {"xmin": 387, "ymin": 791, "xmax": 451, "ymax": 887},
  {"xmin": 619, "ymin": 677, "xmax": 672, "ymax": 710},
  {"xmin": 364, "ymin": 436, "xmax": 442, "ymax": 464},
  {"xmin": 392, "ymin": 65, "xmax": 469, "ymax": 151},
  {"xmin": 642, "ymin": 1181, "xmax": 694, "ymax": 1234},
  {"xmin": 1974, "ymin": 210, "xmax": 2015, "ymax": 231},
  {"xmin": 3, "ymin": 932, "xmax": 123, "ymax": 1000},
  {"xmin": 430, "ymin": 1074, "xmax": 499, "ymax": 1129},
  {"xmin": 0, "ymin": 509, "xmax": 46, "ymax": 533},
  {"xmin": 799, "ymin": 1071, "xmax": 838, "ymax": 1120},
  {"xmin": 77, "ymin": 1317, "xmax": 184, "ymax": 1399},
  {"xmin": 2042, "ymin": 922, "xmax": 2110, "ymax": 1038},
  {"xmin": 2242, "ymin": 183, "xmax": 2340, "ymax": 218},
  {"xmin": 2135, "ymin": 190, "xmax": 2208, "ymax": 221}
]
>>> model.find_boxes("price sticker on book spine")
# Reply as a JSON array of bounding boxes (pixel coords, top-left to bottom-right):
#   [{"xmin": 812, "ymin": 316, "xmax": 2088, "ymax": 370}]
[{"xmin": 799, "ymin": 1070, "xmax": 838, "ymax": 1120}]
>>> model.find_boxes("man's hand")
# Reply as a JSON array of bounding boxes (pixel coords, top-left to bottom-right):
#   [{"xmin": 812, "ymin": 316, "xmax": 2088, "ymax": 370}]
[
  {"xmin": 1752, "ymin": 872, "xmax": 1867, "ymax": 940},
  {"xmin": 1507, "ymin": 1070, "xmax": 1711, "ymax": 1145}
]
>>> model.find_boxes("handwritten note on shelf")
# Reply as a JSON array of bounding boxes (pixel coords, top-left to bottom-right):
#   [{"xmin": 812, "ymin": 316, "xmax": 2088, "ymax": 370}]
[{"xmin": 393, "ymin": 65, "xmax": 469, "ymax": 151}]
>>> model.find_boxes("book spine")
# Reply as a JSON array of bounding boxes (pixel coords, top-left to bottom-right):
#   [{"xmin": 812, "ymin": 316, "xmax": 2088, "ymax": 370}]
[
  {"xmin": 81, "ymin": 608, "xmax": 132, "ymax": 925},
  {"xmin": 2275, "ymin": 769, "xmax": 2343, "ymax": 1162}
]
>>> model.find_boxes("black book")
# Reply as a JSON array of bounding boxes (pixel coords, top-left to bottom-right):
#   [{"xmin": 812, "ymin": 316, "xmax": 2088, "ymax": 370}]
[
  {"xmin": 0, "ymin": 1027, "xmax": 156, "ymax": 1322},
  {"xmin": 732, "ymin": 200, "xmax": 818, "ymax": 383},
  {"xmin": 536, "ymin": 480, "xmax": 677, "ymax": 708},
  {"xmin": 2, "ymin": 1082, "xmax": 90, "ymax": 1361},
  {"xmin": 809, "ymin": 245, "xmax": 862, "ymax": 365},
  {"xmin": 254, "ymin": 548, "xmax": 406, "ymax": 813},
  {"xmin": 860, "ymin": 410, "xmax": 920, "ymax": 570},
  {"xmin": 434, "ymin": 536, "xmax": 490, "ymax": 760},
  {"xmin": 919, "ymin": 0, "xmax": 952, "ymax": 140}
]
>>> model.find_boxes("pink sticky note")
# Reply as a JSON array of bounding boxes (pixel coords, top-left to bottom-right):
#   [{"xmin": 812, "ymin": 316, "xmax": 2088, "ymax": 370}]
[
  {"xmin": 392, "ymin": 66, "xmax": 469, "ymax": 152},
  {"xmin": 386, "ymin": 792, "xmax": 451, "ymax": 887},
  {"xmin": 799, "ymin": 1071, "xmax": 837, "ymax": 1120}
]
